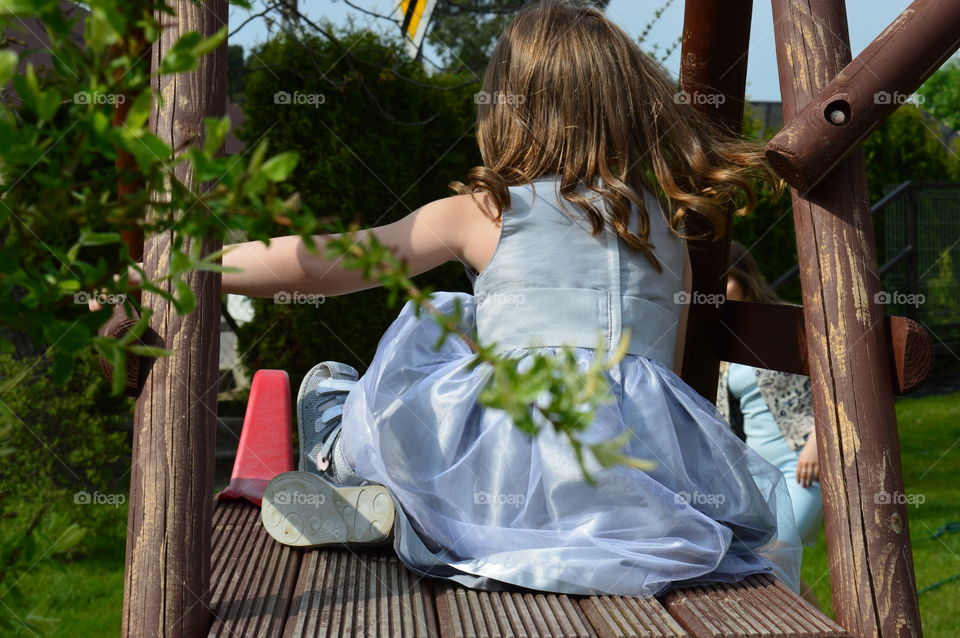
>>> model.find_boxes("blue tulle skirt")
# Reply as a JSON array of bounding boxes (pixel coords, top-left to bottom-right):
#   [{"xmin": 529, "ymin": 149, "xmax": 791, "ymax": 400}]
[{"xmin": 340, "ymin": 292, "xmax": 802, "ymax": 597}]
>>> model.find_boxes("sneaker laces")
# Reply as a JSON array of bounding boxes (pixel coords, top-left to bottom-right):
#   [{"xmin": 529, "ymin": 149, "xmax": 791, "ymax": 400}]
[
  {"xmin": 313, "ymin": 386, "xmax": 351, "ymax": 471},
  {"xmin": 314, "ymin": 404, "xmax": 347, "ymax": 471}
]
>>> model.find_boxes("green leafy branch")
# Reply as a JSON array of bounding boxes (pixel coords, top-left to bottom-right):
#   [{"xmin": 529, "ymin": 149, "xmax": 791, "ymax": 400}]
[{"xmin": 0, "ymin": 0, "xmax": 311, "ymax": 388}]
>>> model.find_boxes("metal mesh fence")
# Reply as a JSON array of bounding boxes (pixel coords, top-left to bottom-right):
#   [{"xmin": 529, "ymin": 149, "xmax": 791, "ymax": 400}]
[{"xmin": 880, "ymin": 183, "xmax": 960, "ymax": 346}]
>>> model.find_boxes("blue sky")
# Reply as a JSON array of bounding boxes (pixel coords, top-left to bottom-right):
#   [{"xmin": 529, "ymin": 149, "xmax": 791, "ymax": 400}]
[{"xmin": 228, "ymin": 1, "xmax": 913, "ymax": 102}]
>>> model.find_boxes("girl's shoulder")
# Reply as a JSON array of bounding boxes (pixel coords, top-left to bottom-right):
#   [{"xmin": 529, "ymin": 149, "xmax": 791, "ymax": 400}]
[{"xmin": 429, "ymin": 191, "xmax": 501, "ymax": 275}]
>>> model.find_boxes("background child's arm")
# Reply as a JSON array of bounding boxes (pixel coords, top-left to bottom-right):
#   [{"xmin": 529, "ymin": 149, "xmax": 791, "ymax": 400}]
[
  {"xmin": 221, "ymin": 193, "xmax": 495, "ymax": 298},
  {"xmin": 672, "ymin": 246, "xmax": 692, "ymax": 376}
]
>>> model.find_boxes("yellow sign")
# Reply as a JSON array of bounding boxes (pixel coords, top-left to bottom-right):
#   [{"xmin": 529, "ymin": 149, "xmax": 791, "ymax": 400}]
[{"xmin": 396, "ymin": 0, "xmax": 438, "ymax": 57}]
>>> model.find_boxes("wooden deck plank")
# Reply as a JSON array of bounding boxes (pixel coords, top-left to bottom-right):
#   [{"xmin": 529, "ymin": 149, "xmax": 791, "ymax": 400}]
[
  {"xmin": 284, "ymin": 548, "xmax": 439, "ymax": 637},
  {"xmin": 209, "ymin": 501, "xmax": 302, "ymax": 638},
  {"xmin": 435, "ymin": 583, "xmax": 597, "ymax": 638},
  {"xmin": 660, "ymin": 574, "xmax": 851, "ymax": 638},
  {"xmin": 208, "ymin": 502, "xmax": 851, "ymax": 638},
  {"xmin": 578, "ymin": 595, "xmax": 688, "ymax": 638},
  {"xmin": 209, "ymin": 503, "xmax": 264, "ymax": 636}
]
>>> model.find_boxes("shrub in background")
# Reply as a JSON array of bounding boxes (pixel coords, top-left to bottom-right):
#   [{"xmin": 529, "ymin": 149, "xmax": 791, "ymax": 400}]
[
  {"xmin": 0, "ymin": 352, "xmax": 132, "ymax": 531},
  {"xmin": 235, "ymin": 28, "xmax": 480, "ymax": 381}
]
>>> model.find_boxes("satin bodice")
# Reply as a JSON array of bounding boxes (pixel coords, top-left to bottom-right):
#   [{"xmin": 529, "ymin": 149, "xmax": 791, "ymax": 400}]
[{"xmin": 466, "ymin": 174, "xmax": 686, "ymax": 368}]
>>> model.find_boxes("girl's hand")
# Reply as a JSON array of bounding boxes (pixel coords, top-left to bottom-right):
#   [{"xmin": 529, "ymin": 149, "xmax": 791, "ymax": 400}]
[
  {"xmin": 88, "ymin": 264, "xmax": 141, "ymax": 312},
  {"xmin": 796, "ymin": 432, "xmax": 819, "ymax": 487}
]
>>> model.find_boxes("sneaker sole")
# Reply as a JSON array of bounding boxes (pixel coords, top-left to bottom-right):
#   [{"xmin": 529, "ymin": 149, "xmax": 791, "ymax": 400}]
[{"xmin": 261, "ymin": 471, "xmax": 395, "ymax": 547}]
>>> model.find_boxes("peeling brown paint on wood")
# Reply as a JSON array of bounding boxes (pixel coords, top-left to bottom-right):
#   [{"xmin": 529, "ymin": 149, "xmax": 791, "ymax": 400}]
[
  {"xmin": 770, "ymin": 1, "xmax": 924, "ymax": 637},
  {"xmin": 121, "ymin": 2, "xmax": 227, "ymax": 637},
  {"xmin": 767, "ymin": 0, "xmax": 960, "ymax": 191}
]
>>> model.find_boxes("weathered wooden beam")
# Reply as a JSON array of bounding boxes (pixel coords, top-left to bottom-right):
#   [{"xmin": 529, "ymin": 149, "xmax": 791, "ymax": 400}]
[
  {"xmin": 770, "ymin": 1, "xmax": 923, "ymax": 636},
  {"xmin": 121, "ymin": 1, "xmax": 227, "ymax": 636},
  {"xmin": 766, "ymin": 0, "xmax": 960, "ymax": 192},
  {"xmin": 678, "ymin": 0, "xmax": 753, "ymax": 403},
  {"xmin": 716, "ymin": 301, "xmax": 934, "ymax": 395}
]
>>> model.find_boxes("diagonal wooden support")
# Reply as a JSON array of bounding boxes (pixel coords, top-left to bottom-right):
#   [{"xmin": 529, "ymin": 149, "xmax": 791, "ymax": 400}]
[
  {"xmin": 678, "ymin": 0, "xmax": 754, "ymax": 403},
  {"xmin": 121, "ymin": 1, "xmax": 227, "ymax": 636},
  {"xmin": 766, "ymin": 0, "xmax": 960, "ymax": 192},
  {"xmin": 770, "ymin": 1, "xmax": 923, "ymax": 636}
]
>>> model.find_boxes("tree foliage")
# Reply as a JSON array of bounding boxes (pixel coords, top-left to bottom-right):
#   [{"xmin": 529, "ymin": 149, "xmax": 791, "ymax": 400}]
[
  {"xmin": 863, "ymin": 106, "xmax": 960, "ymax": 201},
  {"xmin": 426, "ymin": 0, "xmax": 676, "ymax": 76},
  {"xmin": 0, "ymin": 0, "xmax": 316, "ymax": 392},
  {"xmin": 916, "ymin": 55, "xmax": 960, "ymax": 132}
]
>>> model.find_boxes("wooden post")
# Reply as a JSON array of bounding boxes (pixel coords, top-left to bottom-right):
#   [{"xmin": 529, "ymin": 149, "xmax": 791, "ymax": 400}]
[
  {"xmin": 765, "ymin": 0, "xmax": 960, "ymax": 192},
  {"xmin": 678, "ymin": 0, "xmax": 753, "ymax": 402},
  {"xmin": 770, "ymin": 1, "xmax": 923, "ymax": 636},
  {"xmin": 121, "ymin": 1, "xmax": 226, "ymax": 636}
]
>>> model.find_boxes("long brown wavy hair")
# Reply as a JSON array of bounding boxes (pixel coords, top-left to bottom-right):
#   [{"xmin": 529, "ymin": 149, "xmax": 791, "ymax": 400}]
[
  {"xmin": 449, "ymin": 1, "xmax": 780, "ymax": 272},
  {"xmin": 727, "ymin": 241, "xmax": 782, "ymax": 304}
]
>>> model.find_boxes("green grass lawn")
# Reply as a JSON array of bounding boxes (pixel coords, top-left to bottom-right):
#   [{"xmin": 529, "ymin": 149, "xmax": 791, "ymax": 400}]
[
  {"xmin": 800, "ymin": 390, "xmax": 960, "ymax": 636},
  {"xmin": 11, "ymin": 515, "xmax": 126, "ymax": 637},
  {"xmin": 10, "ymin": 390, "xmax": 960, "ymax": 637}
]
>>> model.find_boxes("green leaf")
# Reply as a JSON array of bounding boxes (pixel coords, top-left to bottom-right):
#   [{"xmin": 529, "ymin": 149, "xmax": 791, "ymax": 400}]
[
  {"xmin": 159, "ymin": 49, "xmax": 196, "ymax": 75},
  {"xmin": 51, "ymin": 523, "xmax": 86, "ymax": 554},
  {"xmin": 12, "ymin": 63, "xmax": 41, "ymax": 113},
  {"xmin": 260, "ymin": 151, "xmax": 299, "ymax": 182},
  {"xmin": 37, "ymin": 87, "xmax": 59, "ymax": 122},
  {"xmin": 247, "ymin": 137, "xmax": 268, "ymax": 173},
  {"xmin": 90, "ymin": 107, "xmax": 111, "ymax": 134},
  {"xmin": 0, "ymin": 49, "xmax": 18, "ymax": 86},
  {"xmin": 158, "ymin": 54, "xmax": 192, "ymax": 75},
  {"xmin": 171, "ymin": 31, "xmax": 202, "ymax": 52},
  {"xmin": 159, "ymin": 27, "xmax": 227, "ymax": 74},
  {"xmin": 202, "ymin": 115, "xmax": 230, "ymax": 156},
  {"xmin": 191, "ymin": 26, "xmax": 227, "ymax": 57},
  {"xmin": 169, "ymin": 249, "xmax": 191, "ymax": 275},
  {"xmin": 118, "ymin": 131, "xmax": 172, "ymax": 169},
  {"xmin": 172, "ymin": 279, "xmax": 196, "ymax": 314},
  {"xmin": 125, "ymin": 89, "xmax": 153, "ymax": 131},
  {"xmin": 84, "ymin": 6, "xmax": 122, "ymax": 53},
  {"xmin": 589, "ymin": 430, "xmax": 657, "ymax": 472},
  {"xmin": 79, "ymin": 230, "xmax": 120, "ymax": 246},
  {"xmin": 49, "ymin": 350, "xmax": 75, "ymax": 385},
  {"xmin": 0, "ymin": 0, "xmax": 49, "ymax": 16},
  {"xmin": 57, "ymin": 279, "xmax": 81, "ymax": 294},
  {"xmin": 189, "ymin": 147, "xmax": 228, "ymax": 183},
  {"xmin": 190, "ymin": 260, "xmax": 232, "ymax": 273},
  {"xmin": 128, "ymin": 345, "xmax": 171, "ymax": 358}
]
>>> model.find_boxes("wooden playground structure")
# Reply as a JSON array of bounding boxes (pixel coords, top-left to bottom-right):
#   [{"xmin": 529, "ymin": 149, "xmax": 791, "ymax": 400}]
[{"xmin": 117, "ymin": 0, "xmax": 956, "ymax": 636}]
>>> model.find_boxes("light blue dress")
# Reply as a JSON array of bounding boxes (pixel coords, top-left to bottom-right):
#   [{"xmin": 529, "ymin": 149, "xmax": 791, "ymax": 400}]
[
  {"xmin": 340, "ymin": 174, "xmax": 802, "ymax": 597},
  {"xmin": 727, "ymin": 362, "xmax": 824, "ymax": 547}
]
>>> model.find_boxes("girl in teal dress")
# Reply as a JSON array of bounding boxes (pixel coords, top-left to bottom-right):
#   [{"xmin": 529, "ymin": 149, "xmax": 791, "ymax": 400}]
[{"xmin": 719, "ymin": 241, "xmax": 824, "ymax": 607}]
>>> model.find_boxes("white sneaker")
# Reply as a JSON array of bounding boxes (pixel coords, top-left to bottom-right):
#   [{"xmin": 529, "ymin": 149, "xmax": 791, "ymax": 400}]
[
  {"xmin": 296, "ymin": 361, "xmax": 363, "ymax": 485},
  {"xmin": 261, "ymin": 471, "xmax": 395, "ymax": 548}
]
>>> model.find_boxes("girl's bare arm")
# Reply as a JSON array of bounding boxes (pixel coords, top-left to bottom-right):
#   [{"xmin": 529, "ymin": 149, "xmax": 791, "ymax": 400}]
[{"xmin": 222, "ymin": 193, "xmax": 498, "ymax": 298}]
